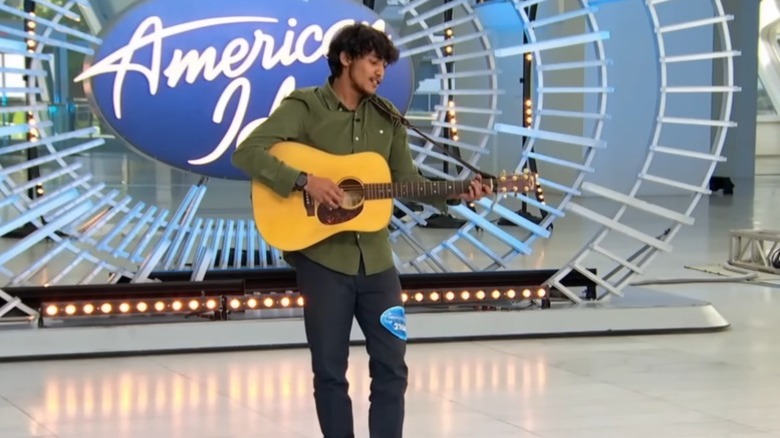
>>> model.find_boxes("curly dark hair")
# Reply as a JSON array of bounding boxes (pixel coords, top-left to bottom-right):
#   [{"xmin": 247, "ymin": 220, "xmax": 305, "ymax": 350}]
[{"xmin": 326, "ymin": 23, "xmax": 400, "ymax": 78}]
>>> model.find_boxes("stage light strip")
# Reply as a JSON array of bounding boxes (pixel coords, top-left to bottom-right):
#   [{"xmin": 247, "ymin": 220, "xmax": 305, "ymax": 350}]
[
  {"xmin": 39, "ymin": 285, "xmax": 552, "ymax": 320},
  {"xmin": 42, "ymin": 297, "xmax": 222, "ymax": 318}
]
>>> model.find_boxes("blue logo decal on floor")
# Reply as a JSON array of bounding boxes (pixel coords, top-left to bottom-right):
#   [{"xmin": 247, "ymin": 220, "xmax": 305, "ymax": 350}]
[{"xmin": 380, "ymin": 306, "xmax": 407, "ymax": 341}]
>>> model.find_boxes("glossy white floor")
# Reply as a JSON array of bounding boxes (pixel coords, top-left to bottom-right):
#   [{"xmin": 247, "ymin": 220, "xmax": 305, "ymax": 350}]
[{"xmin": 1, "ymin": 152, "xmax": 779, "ymax": 437}]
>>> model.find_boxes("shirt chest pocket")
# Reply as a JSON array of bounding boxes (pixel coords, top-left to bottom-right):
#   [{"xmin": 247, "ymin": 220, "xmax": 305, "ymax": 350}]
[{"xmin": 369, "ymin": 119, "xmax": 397, "ymax": 160}]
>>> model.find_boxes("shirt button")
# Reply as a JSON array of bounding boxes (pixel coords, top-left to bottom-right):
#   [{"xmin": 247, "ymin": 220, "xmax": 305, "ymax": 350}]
[{"xmin": 355, "ymin": 136, "xmax": 359, "ymax": 141}]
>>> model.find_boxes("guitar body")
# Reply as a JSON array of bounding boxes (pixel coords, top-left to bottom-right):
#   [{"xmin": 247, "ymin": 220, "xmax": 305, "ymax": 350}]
[{"xmin": 251, "ymin": 142, "xmax": 394, "ymax": 251}]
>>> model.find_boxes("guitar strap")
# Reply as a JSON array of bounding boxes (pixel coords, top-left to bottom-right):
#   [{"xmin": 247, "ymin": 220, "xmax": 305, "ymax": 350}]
[{"xmin": 368, "ymin": 96, "xmax": 497, "ymax": 182}]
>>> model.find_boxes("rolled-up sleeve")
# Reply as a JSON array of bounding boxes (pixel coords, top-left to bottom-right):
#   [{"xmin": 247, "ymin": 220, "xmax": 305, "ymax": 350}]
[{"xmin": 231, "ymin": 95, "xmax": 308, "ymax": 198}]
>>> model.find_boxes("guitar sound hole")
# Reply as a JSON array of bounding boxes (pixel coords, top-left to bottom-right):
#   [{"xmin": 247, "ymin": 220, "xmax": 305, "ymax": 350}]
[
  {"xmin": 317, "ymin": 178, "xmax": 364, "ymax": 225},
  {"xmin": 340, "ymin": 178, "xmax": 365, "ymax": 210}
]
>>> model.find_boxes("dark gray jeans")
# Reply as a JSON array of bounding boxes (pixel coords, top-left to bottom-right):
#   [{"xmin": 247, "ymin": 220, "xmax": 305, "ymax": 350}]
[{"xmin": 294, "ymin": 253, "xmax": 408, "ymax": 438}]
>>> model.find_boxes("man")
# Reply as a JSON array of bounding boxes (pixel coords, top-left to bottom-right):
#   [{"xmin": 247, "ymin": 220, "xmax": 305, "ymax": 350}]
[{"xmin": 232, "ymin": 23, "xmax": 492, "ymax": 438}]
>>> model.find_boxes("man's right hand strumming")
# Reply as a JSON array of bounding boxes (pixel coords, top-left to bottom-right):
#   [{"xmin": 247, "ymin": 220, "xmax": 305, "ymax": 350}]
[{"xmin": 304, "ymin": 175, "xmax": 344, "ymax": 209}]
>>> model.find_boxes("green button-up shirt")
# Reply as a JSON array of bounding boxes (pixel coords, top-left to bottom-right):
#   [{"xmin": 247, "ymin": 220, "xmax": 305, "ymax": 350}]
[{"xmin": 232, "ymin": 79, "xmax": 450, "ymax": 276}]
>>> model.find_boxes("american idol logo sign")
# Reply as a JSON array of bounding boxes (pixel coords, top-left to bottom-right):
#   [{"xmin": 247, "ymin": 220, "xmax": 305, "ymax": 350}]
[{"xmin": 76, "ymin": 0, "xmax": 414, "ymax": 180}]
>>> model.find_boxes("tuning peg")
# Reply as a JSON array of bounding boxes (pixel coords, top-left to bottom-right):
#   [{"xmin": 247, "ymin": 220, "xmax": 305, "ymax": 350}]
[{"xmin": 499, "ymin": 170, "xmax": 507, "ymax": 182}]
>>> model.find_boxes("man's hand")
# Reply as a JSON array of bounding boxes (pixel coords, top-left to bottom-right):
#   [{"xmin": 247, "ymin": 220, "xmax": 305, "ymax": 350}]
[
  {"xmin": 304, "ymin": 175, "xmax": 344, "ymax": 209},
  {"xmin": 458, "ymin": 174, "xmax": 493, "ymax": 202}
]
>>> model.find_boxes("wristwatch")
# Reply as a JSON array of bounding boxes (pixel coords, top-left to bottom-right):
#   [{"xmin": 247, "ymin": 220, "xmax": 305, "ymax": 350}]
[{"xmin": 294, "ymin": 172, "xmax": 308, "ymax": 191}]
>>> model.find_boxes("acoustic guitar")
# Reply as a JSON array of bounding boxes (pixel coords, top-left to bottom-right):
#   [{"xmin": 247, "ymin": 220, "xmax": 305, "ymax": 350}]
[{"xmin": 251, "ymin": 141, "xmax": 536, "ymax": 251}]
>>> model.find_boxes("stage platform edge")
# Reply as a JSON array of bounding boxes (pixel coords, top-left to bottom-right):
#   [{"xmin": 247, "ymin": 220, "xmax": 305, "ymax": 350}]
[{"xmin": 0, "ymin": 287, "xmax": 728, "ymax": 362}]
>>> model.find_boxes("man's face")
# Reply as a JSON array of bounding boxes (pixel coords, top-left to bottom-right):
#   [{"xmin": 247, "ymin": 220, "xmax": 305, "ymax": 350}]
[{"xmin": 344, "ymin": 51, "xmax": 387, "ymax": 96}]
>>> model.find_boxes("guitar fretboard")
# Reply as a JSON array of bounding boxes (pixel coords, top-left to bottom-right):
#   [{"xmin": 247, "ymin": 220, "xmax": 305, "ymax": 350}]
[{"xmin": 363, "ymin": 180, "xmax": 486, "ymax": 200}]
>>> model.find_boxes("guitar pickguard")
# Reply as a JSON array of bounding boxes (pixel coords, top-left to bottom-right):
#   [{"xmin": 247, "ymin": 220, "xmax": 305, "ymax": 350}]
[{"xmin": 317, "ymin": 204, "xmax": 364, "ymax": 225}]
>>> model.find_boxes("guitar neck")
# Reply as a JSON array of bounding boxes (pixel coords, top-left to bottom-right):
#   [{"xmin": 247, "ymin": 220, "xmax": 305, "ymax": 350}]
[{"xmin": 364, "ymin": 179, "xmax": 492, "ymax": 200}]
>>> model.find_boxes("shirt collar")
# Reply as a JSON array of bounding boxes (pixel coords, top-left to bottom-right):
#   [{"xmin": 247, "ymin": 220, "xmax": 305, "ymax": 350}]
[
  {"xmin": 321, "ymin": 77, "xmax": 368, "ymax": 111},
  {"xmin": 321, "ymin": 78, "xmax": 343, "ymax": 111}
]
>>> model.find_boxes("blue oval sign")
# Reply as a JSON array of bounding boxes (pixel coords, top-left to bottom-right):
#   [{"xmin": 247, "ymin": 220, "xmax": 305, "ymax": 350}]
[{"xmin": 76, "ymin": 0, "xmax": 415, "ymax": 180}]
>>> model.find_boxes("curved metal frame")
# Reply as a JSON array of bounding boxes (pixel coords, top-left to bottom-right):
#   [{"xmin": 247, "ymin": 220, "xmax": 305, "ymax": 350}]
[{"xmin": 0, "ymin": 0, "xmax": 738, "ymax": 318}]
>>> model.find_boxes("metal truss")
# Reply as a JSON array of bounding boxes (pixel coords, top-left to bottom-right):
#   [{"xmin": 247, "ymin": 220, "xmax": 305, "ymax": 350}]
[{"xmin": 729, "ymin": 229, "xmax": 780, "ymax": 275}]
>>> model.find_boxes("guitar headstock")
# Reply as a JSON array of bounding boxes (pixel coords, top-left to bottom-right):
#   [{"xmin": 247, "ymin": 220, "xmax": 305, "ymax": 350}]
[{"xmin": 494, "ymin": 169, "xmax": 538, "ymax": 195}]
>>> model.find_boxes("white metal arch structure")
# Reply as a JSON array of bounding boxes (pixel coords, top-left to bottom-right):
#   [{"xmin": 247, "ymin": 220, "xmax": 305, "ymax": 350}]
[
  {"xmin": 390, "ymin": 0, "xmax": 612, "ymax": 273},
  {"xmin": 545, "ymin": 0, "xmax": 740, "ymax": 302},
  {"xmin": 0, "ymin": 0, "xmax": 251, "ymax": 317},
  {"xmin": 0, "ymin": 0, "xmax": 738, "ymax": 318},
  {"xmin": 0, "ymin": 0, "xmax": 520, "ymax": 307},
  {"xmin": 759, "ymin": 0, "xmax": 780, "ymax": 112}
]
